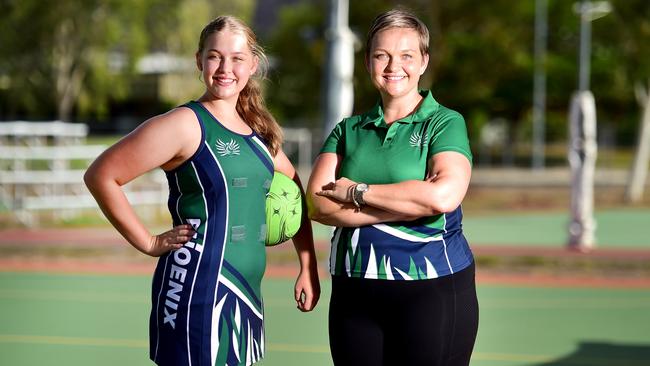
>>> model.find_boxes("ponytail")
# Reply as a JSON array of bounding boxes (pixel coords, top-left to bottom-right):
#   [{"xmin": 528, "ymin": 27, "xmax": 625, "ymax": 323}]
[{"xmin": 237, "ymin": 79, "xmax": 283, "ymax": 155}]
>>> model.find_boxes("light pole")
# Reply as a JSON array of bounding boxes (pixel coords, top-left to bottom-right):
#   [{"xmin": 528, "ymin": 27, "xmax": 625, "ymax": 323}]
[
  {"xmin": 575, "ymin": 1, "xmax": 611, "ymax": 91},
  {"xmin": 567, "ymin": 0, "xmax": 611, "ymax": 251},
  {"xmin": 323, "ymin": 0, "xmax": 355, "ymax": 137},
  {"xmin": 532, "ymin": 0, "xmax": 548, "ymax": 170}
]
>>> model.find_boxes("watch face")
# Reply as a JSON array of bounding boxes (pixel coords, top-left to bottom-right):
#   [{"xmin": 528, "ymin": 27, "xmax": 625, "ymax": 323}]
[{"xmin": 354, "ymin": 183, "xmax": 368, "ymax": 205}]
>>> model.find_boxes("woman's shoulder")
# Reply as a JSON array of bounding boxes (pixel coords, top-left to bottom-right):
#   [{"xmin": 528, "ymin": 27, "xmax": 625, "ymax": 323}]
[
  {"xmin": 423, "ymin": 102, "xmax": 465, "ymax": 127},
  {"xmin": 417, "ymin": 91, "xmax": 463, "ymax": 123},
  {"xmin": 337, "ymin": 112, "xmax": 361, "ymax": 122},
  {"xmin": 337, "ymin": 112, "xmax": 373, "ymax": 130},
  {"xmin": 437, "ymin": 105, "xmax": 464, "ymax": 120}
]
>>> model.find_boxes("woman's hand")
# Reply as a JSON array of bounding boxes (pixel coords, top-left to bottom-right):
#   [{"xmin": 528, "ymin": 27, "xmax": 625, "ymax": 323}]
[
  {"xmin": 315, "ymin": 177, "xmax": 357, "ymax": 204},
  {"xmin": 147, "ymin": 224, "xmax": 196, "ymax": 257}
]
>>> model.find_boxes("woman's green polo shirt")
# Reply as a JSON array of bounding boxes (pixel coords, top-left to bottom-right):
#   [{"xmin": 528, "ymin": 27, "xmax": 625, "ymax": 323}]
[
  {"xmin": 321, "ymin": 90, "xmax": 472, "ymax": 185},
  {"xmin": 319, "ymin": 90, "xmax": 474, "ymax": 280}
]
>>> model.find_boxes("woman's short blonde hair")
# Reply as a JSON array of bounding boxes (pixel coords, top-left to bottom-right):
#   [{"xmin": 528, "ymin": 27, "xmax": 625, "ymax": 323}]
[{"xmin": 365, "ymin": 8, "xmax": 430, "ymax": 57}]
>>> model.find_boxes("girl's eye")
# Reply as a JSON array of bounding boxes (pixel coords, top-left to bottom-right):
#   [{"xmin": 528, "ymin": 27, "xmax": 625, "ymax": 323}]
[
  {"xmin": 402, "ymin": 54, "xmax": 413, "ymax": 59},
  {"xmin": 374, "ymin": 54, "xmax": 388, "ymax": 60}
]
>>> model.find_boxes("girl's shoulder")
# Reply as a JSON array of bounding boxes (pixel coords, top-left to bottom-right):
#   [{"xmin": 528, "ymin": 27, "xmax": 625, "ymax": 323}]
[
  {"xmin": 145, "ymin": 105, "xmax": 201, "ymax": 130},
  {"xmin": 134, "ymin": 106, "xmax": 203, "ymax": 151}
]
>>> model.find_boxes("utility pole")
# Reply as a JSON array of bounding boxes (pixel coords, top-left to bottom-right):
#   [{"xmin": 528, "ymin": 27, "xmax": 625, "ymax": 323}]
[
  {"xmin": 323, "ymin": 0, "xmax": 355, "ymax": 138},
  {"xmin": 567, "ymin": 1, "xmax": 611, "ymax": 251},
  {"xmin": 532, "ymin": 0, "xmax": 548, "ymax": 170}
]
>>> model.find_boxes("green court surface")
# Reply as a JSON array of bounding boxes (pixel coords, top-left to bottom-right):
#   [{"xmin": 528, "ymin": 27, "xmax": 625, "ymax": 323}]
[
  {"xmin": 1, "ymin": 272, "xmax": 649, "ymax": 366},
  {"xmin": 464, "ymin": 209, "xmax": 650, "ymax": 249}
]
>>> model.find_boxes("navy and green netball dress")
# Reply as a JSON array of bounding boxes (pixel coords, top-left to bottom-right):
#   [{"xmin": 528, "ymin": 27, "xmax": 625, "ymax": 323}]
[{"xmin": 149, "ymin": 101, "xmax": 274, "ymax": 366}]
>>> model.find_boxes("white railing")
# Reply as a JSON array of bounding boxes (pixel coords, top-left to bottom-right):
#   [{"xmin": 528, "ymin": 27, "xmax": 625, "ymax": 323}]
[
  {"xmin": 0, "ymin": 122, "xmax": 313, "ymax": 226},
  {"xmin": 0, "ymin": 121, "xmax": 166, "ymax": 226},
  {"xmin": 282, "ymin": 127, "xmax": 313, "ymax": 179}
]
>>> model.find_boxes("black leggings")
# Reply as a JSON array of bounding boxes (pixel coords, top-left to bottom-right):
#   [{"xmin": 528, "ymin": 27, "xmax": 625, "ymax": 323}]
[{"xmin": 329, "ymin": 262, "xmax": 479, "ymax": 366}]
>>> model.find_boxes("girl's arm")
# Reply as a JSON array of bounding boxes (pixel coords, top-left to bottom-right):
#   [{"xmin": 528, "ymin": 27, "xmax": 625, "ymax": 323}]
[
  {"xmin": 273, "ymin": 149, "xmax": 320, "ymax": 312},
  {"xmin": 84, "ymin": 108, "xmax": 200, "ymax": 256}
]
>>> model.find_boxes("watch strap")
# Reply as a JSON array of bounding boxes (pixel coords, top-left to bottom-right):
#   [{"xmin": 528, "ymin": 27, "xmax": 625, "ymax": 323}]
[{"xmin": 350, "ymin": 184, "xmax": 361, "ymax": 208}]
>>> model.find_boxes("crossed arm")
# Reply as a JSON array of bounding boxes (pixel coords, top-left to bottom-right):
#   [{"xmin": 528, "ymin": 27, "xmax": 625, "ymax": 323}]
[{"xmin": 306, "ymin": 151, "xmax": 472, "ymax": 227}]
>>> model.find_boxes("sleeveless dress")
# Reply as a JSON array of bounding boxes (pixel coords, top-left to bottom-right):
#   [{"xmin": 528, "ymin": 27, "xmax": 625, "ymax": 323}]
[{"xmin": 149, "ymin": 101, "xmax": 274, "ymax": 366}]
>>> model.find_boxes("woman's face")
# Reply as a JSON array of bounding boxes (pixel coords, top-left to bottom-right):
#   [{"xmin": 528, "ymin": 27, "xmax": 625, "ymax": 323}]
[
  {"xmin": 367, "ymin": 27, "xmax": 429, "ymax": 101},
  {"xmin": 196, "ymin": 30, "xmax": 258, "ymax": 102}
]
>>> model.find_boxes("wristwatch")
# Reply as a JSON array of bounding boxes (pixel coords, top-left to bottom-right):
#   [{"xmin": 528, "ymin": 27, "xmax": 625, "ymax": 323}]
[{"xmin": 353, "ymin": 183, "xmax": 369, "ymax": 207}]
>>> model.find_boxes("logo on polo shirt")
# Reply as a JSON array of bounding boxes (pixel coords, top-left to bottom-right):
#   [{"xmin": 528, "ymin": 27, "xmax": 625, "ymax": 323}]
[
  {"xmin": 409, "ymin": 131, "xmax": 428, "ymax": 147},
  {"xmin": 216, "ymin": 138, "xmax": 240, "ymax": 156}
]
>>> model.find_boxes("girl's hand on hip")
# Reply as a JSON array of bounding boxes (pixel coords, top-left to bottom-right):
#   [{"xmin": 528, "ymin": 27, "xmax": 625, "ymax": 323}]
[{"xmin": 147, "ymin": 224, "xmax": 196, "ymax": 257}]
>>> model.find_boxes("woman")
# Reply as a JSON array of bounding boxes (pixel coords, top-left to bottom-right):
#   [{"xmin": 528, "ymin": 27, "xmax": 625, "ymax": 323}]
[
  {"xmin": 85, "ymin": 16, "xmax": 320, "ymax": 366},
  {"xmin": 307, "ymin": 9, "xmax": 478, "ymax": 366}
]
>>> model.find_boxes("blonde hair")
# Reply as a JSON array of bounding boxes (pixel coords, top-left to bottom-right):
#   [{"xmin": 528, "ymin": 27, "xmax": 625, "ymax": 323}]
[
  {"xmin": 365, "ymin": 8, "xmax": 430, "ymax": 58},
  {"xmin": 198, "ymin": 16, "xmax": 283, "ymax": 155}
]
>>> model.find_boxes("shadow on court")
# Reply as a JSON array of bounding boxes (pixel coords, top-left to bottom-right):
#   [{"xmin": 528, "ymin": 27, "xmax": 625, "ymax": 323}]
[{"xmin": 526, "ymin": 341, "xmax": 650, "ymax": 366}]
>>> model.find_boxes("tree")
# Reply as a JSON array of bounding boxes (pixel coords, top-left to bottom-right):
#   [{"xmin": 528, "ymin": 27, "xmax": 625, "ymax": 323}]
[
  {"xmin": 595, "ymin": 1, "xmax": 650, "ymax": 202},
  {"xmin": 264, "ymin": 2, "xmax": 327, "ymax": 129},
  {"xmin": 0, "ymin": 0, "xmax": 181, "ymax": 121},
  {"xmin": 0, "ymin": 0, "xmax": 261, "ymax": 122}
]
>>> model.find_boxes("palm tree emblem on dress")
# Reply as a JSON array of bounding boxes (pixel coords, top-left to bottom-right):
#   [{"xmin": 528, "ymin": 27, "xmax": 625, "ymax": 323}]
[{"xmin": 216, "ymin": 139, "xmax": 241, "ymax": 156}]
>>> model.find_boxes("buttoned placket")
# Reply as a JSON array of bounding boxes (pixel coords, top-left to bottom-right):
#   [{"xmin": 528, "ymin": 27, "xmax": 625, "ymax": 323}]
[{"xmin": 383, "ymin": 122, "xmax": 400, "ymax": 146}]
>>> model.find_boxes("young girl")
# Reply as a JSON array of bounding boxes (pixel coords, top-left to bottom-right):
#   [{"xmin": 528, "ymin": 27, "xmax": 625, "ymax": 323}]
[{"xmin": 85, "ymin": 16, "xmax": 320, "ymax": 366}]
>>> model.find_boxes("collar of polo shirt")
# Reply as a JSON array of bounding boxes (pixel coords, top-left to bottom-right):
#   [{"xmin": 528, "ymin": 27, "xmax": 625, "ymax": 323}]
[{"xmin": 359, "ymin": 90, "xmax": 441, "ymax": 128}]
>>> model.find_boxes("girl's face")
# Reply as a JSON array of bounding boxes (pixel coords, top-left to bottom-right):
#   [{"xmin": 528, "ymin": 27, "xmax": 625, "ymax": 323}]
[
  {"xmin": 367, "ymin": 27, "xmax": 429, "ymax": 101},
  {"xmin": 196, "ymin": 30, "xmax": 258, "ymax": 102}
]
